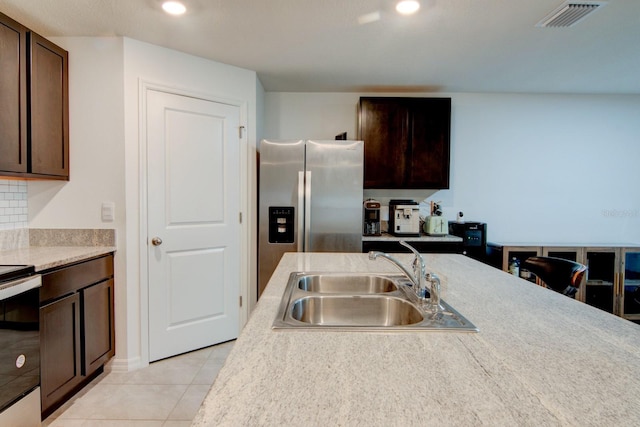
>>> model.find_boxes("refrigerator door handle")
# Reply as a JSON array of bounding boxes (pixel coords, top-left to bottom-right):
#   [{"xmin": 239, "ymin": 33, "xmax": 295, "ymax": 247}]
[
  {"xmin": 304, "ymin": 171, "xmax": 312, "ymax": 252},
  {"xmin": 297, "ymin": 171, "xmax": 305, "ymax": 252}
]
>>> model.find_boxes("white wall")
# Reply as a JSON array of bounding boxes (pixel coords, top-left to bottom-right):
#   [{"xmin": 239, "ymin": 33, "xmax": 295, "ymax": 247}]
[
  {"xmin": 263, "ymin": 92, "xmax": 640, "ymax": 245},
  {"xmin": 29, "ymin": 38, "xmax": 125, "ymax": 231},
  {"xmin": 123, "ymin": 38, "xmax": 258, "ymax": 367},
  {"xmin": 27, "ymin": 37, "xmax": 130, "ymax": 361},
  {"xmin": 29, "ymin": 36, "xmax": 258, "ymax": 371}
]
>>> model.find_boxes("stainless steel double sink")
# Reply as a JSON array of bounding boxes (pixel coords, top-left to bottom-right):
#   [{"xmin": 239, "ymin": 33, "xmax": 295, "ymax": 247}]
[{"xmin": 272, "ymin": 272, "xmax": 478, "ymax": 332}]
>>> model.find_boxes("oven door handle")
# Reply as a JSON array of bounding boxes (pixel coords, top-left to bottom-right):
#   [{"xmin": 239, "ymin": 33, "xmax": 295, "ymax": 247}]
[{"xmin": 0, "ymin": 275, "xmax": 42, "ymax": 301}]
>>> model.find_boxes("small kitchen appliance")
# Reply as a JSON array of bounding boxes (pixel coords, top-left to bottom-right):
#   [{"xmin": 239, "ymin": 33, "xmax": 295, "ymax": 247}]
[
  {"xmin": 424, "ymin": 216, "xmax": 448, "ymax": 236},
  {"xmin": 363, "ymin": 199, "xmax": 381, "ymax": 236},
  {"xmin": 424, "ymin": 201, "xmax": 448, "ymax": 236},
  {"xmin": 449, "ymin": 221, "xmax": 487, "ymax": 261},
  {"xmin": 389, "ymin": 200, "xmax": 420, "ymax": 236}
]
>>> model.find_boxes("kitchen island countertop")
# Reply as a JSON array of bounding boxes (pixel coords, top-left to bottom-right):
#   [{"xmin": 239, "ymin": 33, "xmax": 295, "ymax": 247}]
[{"xmin": 193, "ymin": 253, "xmax": 640, "ymax": 426}]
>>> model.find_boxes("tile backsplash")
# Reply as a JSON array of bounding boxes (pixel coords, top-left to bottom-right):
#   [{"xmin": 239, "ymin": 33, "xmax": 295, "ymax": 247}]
[{"xmin": 0, "ymin": 179, "xmax": 28, "ymax": 230}]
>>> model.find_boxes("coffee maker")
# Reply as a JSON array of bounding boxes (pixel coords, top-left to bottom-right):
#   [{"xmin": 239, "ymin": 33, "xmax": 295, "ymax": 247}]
[
  {"xmin": 389, "ymin": 199, "xmax": 420, "ymax": 236},
  {"xmin": 449, "ymin": 220, "xmax": 487, "ymax": 261},
  {"xmin": 363, "ymin": 199, "xmax": 381, "ymax": 236}
]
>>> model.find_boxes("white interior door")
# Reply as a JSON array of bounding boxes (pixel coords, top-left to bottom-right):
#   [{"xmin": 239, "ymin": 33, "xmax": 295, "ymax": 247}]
[{"xmin": 147, "ymin": 89, "xmax": 240, "ymax": 362}]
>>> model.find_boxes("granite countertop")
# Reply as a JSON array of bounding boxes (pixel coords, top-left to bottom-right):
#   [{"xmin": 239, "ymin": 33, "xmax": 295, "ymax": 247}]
[
  {"xmin": 362, "ymin": 232, "xmax": 462, "ymax": 242},
  {"xmin": 0, "ymin": 228, "xmax": 116, "ymax": 271},
  {"xmin": 193, "ymin": 252, "xmax": 640, "ymax": 426},
  {"xmin": 0, "ymin": 245, "xmax": 116, "ymax": 271}
]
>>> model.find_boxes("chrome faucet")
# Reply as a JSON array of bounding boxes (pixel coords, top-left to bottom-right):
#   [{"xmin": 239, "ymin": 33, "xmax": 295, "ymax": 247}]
[{"xmin": 368, "ymin": 241, "xmax": 441, "ymax": 312}]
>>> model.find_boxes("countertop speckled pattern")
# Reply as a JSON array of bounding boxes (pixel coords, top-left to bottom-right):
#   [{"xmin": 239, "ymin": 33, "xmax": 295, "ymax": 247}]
[
  {"xmin": 193, "ymin": 253, "xmax": 640, "ymax": 426},
  {"xmin": 0, "ymin": 246, "xmax": 116, "ymax": 271},
  {"xmin": 0, "ymin": 228, "xmax": 116, "ymax": 271},
  {"xmin": 362, "ymin": 232, "xmax": 462, "ymax": 242}
]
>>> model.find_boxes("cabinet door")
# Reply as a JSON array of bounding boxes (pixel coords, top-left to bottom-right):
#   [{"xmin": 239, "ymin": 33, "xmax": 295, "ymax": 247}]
[
  {"xmin": 82, "ymin": 279, "xmax": 115, "ymax": 376},
  {"xmin": 502, "ymin": 246, "xmax": 542, "ymax": 282},
  {"xmin": 359, "ymin": 97, "xmax": 409, "ymax": 188},
  {"xmin": 0, "ymin": 13, "xmax": 28, "ymax": 173},
  {"xmin": 40, "ymin": 292, "xmax": 82, "ymax": 414},
  {"xmin": 584, "ymin": 248, "xmax": 619, "ymax": 314},
  {"xmin": 407, "ymin": 98, "xmax": 451, "ymax": 189},
  {"xmin": 359, "ymin": 97, "xmax": 451, "ymax": 189},
  {"xmin": 621, "ymin": 249, "xmax": 640, "ymax": 322},
  {"xmin": 29, "ymin": 32, "xmax": 69, "ymax": 179},
  {"xmin": 542, "ymin": 247, "xmax": 586, "ymax": 301}
]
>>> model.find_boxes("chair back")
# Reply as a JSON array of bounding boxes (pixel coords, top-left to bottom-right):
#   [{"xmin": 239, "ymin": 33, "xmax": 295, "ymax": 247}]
[{"xmin": 521, "ymin": 256, "xmax": 587, "ymax": 297}]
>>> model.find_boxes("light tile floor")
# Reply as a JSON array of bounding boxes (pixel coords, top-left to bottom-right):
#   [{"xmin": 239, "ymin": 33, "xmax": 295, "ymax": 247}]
[{"xmin": 42, "ymin": 340, "xmax": 235, "ymax": 427}]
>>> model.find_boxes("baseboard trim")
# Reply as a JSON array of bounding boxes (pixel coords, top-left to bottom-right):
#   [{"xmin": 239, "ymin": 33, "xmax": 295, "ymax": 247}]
[{"xmin": 107, "ymin": 355, "xmax": 145, "ymax": 373}]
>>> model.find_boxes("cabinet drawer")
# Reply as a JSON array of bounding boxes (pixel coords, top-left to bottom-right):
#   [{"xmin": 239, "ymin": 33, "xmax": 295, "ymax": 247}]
[{"xmin": 40, "ymin": 255, "xmax": 114, "ymax": 303}]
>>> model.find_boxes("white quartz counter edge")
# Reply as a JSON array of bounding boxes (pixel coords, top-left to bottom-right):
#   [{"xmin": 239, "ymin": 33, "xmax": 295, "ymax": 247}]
[
  {"xmin": 0, "ymin": 246, "xmax": 116, "ymax": 271},
  {"xmin": 193, "ymin": 253, "xmax": 640, "ymax": 426}
]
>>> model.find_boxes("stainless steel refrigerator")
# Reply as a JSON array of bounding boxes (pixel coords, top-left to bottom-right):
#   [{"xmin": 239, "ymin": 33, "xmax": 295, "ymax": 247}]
[{"xmin": 258, "ymin": 139, "xmax": 364, "ymax": 295}]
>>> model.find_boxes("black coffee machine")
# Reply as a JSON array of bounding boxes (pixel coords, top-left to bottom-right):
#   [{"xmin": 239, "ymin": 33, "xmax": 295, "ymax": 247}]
[
  {"xmin": 363, "ymin": 199, "xmax": 381, "ymax": 236},
  {"xmin": 449, "ymin": 220, "xmax": 487, "ymax": 261}
]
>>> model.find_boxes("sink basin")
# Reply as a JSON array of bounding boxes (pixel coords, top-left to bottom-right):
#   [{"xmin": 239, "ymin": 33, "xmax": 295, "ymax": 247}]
[
  {"xmin": 297, "ymin": 273, "xmax": 398, "ymax": 294},
  {"xmin": 273, "ymin": 272, "xmax": 478, "ymax": 332},
  {"xmin": 291, "ymin": 295, "xmax": 423, "ymax": 326}
]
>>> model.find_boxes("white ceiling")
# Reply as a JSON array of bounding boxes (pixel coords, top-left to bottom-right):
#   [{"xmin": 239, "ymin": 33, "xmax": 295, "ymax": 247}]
[{"xmin": 1, "ymin": 0, "xmax": 639, "ymax": 94}]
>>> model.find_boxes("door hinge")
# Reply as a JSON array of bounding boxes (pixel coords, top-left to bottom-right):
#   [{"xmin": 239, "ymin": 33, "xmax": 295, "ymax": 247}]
[
  {"xmin": 239, "ymin": 212, "xmax": 243, "ymax": 223},
  {"xmin": 239, "ymin": 126, "xmax": 245, "ymax": 138},
  {"xmin": 239, "ymin": 296, "xmax": 243, "ymax": 307}
]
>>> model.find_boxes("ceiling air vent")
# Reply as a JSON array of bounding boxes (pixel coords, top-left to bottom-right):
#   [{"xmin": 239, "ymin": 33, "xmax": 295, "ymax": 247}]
[{"xmin": 536, "ymin": 1, "xmax": 607, "ymax": 28}]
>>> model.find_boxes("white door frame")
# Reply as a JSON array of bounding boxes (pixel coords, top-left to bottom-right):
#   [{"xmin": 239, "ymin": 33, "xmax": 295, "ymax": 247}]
[{"xmin": 138, "ymin": 80, "xmax": 250, "ymax": 366}]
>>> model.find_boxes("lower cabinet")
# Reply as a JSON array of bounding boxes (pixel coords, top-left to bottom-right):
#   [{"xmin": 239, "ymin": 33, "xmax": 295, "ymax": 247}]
[
  {"xmin": 39, "ymin": 254, "xmax": 115, "ymax": 418},
  {"xmin": 82, "ymin": 278, "xmax": 115, "ymax": 375},
  {"xmin": 486, "ymin": 245, "xmax": 543, "ymax": 284},
  {"xmin": 487, "ymin": 243, "xmax": 640, "ymax": 322},
  {"xmin": 40, "ymin": 292, "xmax": 81, "ymax": 414},
  {"xmin": 583, "ymin": 248, "xmax": 640, "ymax": 321}
]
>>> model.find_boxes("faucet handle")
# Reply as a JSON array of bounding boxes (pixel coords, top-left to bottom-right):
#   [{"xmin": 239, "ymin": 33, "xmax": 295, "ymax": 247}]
[
  {"xmin": 399, "ymin": 241, "xmax": 425, "ymax": 272},
  {"xmin": 425, "ymin": 272, "xmax": 443, "ymax": 313},
  {"xmin": 411, "ymin": 256, "xmax": 421, "ymax": 279}
]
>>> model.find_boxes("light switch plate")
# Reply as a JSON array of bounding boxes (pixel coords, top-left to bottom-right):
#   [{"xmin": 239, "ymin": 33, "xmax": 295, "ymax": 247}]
[{"xmin": 102, "ymin": 202, "xmax": 115, "ymax": 222}]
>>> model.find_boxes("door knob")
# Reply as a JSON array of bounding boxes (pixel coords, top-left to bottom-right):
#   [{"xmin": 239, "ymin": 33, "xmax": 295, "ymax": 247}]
[{"xmin": 151, "ymin": 237, "xmax": 163, "ymax": 246}]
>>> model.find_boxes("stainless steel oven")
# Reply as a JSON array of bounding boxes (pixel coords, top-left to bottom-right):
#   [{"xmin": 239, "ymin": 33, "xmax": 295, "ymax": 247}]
[{"xmin": 0, "ymin": 265, "xmax": 42, "ymax": 426}]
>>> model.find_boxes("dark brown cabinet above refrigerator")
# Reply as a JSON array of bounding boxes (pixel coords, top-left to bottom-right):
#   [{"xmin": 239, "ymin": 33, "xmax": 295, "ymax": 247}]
[
  {"xmin": 358, "ymin": 97, "xmax": 451, "ymax": 189},
  {"xmin": 0, "ymin": 11, "xmax": 69, "ymax": 180}
]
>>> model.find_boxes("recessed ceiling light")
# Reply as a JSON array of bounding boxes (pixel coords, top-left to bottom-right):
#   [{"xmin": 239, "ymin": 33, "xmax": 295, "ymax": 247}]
[
  {"xmin": 358, "ymin": 11, "xmax": 382, "ymax": 25},
  {"xmin": 396, "ymin": 0, "xmax": 420, "ymax": 15},
  {"xmin": 162, "ymin": 1, "xmax": 187, "ymax": 16}
]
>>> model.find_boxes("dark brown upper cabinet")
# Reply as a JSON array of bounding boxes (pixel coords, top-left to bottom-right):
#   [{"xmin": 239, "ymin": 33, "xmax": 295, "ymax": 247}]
[
  {"xmin": 0, "ymin": 12, "xmax": 28, "ymax": 174},
  {"xmin": 0, "ymin": 11, "xmax": 69, "ymax": 180},
  {"xmin": 358, "ymin": 97, "xmax": 451, "ymax": 189},
  {"xmin": 29, "ymin": 33, "xmax": 69, "ymax": 178}
]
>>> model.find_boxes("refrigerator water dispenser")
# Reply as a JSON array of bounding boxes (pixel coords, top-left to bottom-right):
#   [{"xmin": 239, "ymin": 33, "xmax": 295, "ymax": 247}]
[{"xmin": 268, "ymin": 207, "xmax": 294, "ymax": 243}]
